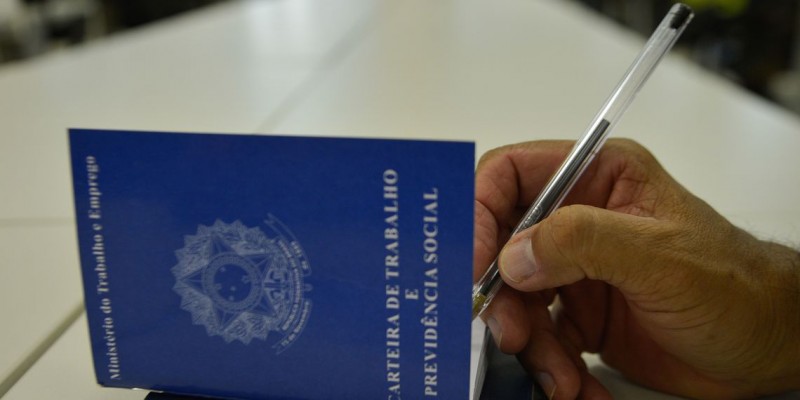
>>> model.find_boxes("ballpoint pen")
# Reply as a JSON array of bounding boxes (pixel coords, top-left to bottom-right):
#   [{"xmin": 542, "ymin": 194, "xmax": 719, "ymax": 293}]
[{"xmin": 472, "ymin": 3, "xmax": 694, "ymax": 319}]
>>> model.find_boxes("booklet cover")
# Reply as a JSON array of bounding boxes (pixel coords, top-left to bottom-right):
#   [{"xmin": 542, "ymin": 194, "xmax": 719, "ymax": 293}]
[{"xmin": 69, "ymin": 129, "xmax": 474, "ymax": 399}]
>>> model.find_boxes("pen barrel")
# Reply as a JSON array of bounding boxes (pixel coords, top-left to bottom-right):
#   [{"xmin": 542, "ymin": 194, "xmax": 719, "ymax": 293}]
[
  {"xmin": 521, "ymin": 3, "xmax": 694, "ymax": 228},
  {"xmin": 472, "ymin": 4, "xmax": 694, "ymax": 320}
]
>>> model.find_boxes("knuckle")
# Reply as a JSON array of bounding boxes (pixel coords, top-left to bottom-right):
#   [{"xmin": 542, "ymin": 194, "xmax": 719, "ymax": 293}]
[
  {"xmin": 610, "ymin": 138, "xmax": 649, "ymax": 156},
  {"xmin": 609, "ymin": 138, "xmax": 660, "ymax": 170},
  {"xmin": 476, "ymin": 144, "xmax": 514, "ymax": 170}
]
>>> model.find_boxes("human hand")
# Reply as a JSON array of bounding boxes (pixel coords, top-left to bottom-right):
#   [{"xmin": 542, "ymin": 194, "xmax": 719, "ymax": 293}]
[{"xmin": 474, "ymin": 139, "xmax": 800, "ymax": 399}]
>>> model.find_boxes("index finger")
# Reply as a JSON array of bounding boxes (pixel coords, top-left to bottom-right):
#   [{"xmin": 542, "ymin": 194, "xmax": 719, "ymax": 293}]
[{"xmin": 474, "ymin": 141, "xmax": 575, "ymax": 278}]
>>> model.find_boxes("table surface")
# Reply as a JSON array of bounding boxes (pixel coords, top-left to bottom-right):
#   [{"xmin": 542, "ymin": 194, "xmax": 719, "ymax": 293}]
[{"xmin": 1, "ymin": 0, "xmax": 799, "ymax": 398}]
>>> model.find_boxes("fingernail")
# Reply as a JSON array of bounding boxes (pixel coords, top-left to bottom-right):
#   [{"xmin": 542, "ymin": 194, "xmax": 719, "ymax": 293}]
[
  {"xmin": 535, "ymin": 372, "xmax": 557, "ymax": 400},
  {"xmin": 486, "ymin": 317, "xmax": 502, "ymax": 348},
  {"xmin": 498, "ymin": 236, "xmax": 536, "ymax": 283}
]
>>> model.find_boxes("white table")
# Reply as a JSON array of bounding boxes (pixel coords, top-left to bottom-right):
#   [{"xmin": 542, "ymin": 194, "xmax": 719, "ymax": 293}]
[
  {"xmin": 0, "ymin": 0, "xmax": 376, "ymax": 396},
  {"xmin": 2, "ymin": 0, "xmax": 799, "ymax": 398},
  {"xmin": 0, "ymin": 224, "xmax": 83, "ymax": 395}
]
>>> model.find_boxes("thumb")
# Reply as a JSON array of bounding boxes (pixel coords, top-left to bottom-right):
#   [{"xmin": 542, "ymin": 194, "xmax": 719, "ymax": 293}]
[{"xmin": 498, "ymin": 204, "xmax": 669, "ymax": 293}]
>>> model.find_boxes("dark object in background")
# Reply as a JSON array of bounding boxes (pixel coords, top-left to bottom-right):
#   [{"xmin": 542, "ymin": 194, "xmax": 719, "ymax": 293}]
[
  {"xmin": 0, "ymin": 0, "xmax": 226, "ymax": 64},
  {"xmin": 574, "ymin": 0, "xmax": 799, "ymax": 111},
  {"xmin": 100, "ymin": 0, "xmax": 223, "ymax": 31},
  {"xmin": 21, "ymin": 0, "xmax": 86, "ymax": 46},
  {"xmin": 678, "ymin": 0, "xmax": 797, "ymax": 101}
]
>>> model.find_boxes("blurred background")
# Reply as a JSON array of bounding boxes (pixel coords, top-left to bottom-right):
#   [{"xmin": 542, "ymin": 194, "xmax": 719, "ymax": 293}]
[{"xmin": 0, "ymin": 0, "xmax": 798, "ymax": 115}]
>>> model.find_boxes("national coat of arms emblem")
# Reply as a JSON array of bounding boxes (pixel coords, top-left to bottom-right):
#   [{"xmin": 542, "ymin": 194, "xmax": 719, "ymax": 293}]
[{"xmin": 172, "ymin": 217, "xmax": 311, "ymax": 352}]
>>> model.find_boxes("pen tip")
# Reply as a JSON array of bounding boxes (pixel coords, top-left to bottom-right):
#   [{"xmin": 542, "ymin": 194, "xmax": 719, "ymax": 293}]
[{"xmin": 472, "ymin": 293, "xmax": 486, "ymax": 320}]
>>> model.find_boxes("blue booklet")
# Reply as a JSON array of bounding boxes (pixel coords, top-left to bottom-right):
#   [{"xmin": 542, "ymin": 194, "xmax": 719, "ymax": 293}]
[{"xmin": 69, "ymin": 129, "xmax": 475, "ymax": 399}]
